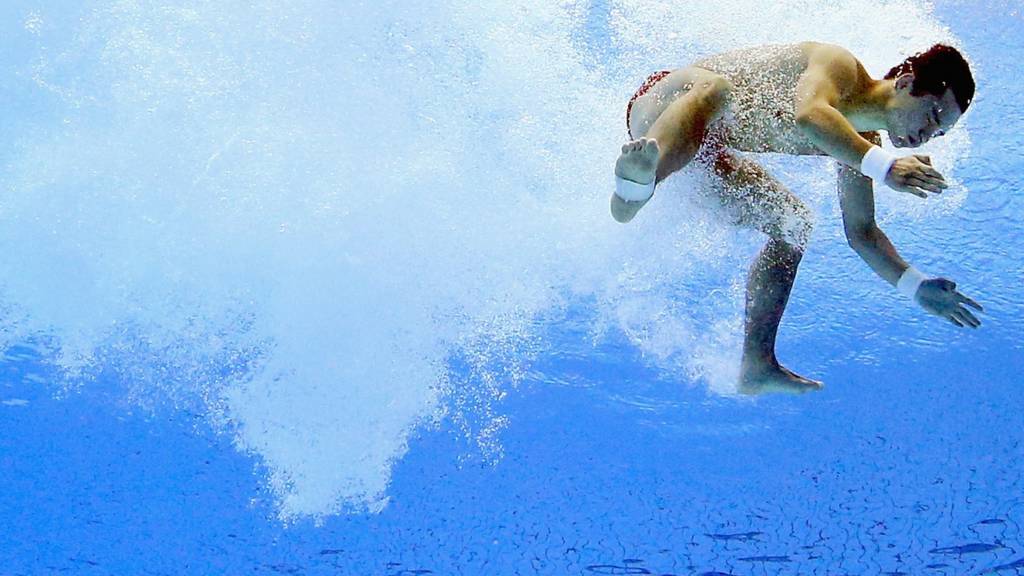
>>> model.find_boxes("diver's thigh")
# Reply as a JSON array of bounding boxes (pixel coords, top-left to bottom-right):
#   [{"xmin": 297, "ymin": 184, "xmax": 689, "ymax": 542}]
[
  {"xmin": 628, "ymin": 66, "xmax": 730, "ymax": 140},
  {"xmin": 704, "ymin": 153, "xmax": 814, "ymax": 247},
  {"xmin": 645, "ymin": 73, "xmax": 734, "ymax": 181}
]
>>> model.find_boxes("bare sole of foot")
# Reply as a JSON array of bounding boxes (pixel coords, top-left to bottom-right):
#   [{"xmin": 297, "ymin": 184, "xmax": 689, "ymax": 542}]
[
  {"xmin": 739, "ymin": 362, "xmax": 824, "ymax": 396},
  {"xmin": 614, "ymin": 137, "xmax": 660, "ymax": 188}
]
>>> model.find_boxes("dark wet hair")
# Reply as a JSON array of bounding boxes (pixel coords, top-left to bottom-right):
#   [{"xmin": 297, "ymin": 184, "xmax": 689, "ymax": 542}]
[{"xmin": 884, "ymin": 43, "xmax": 975, "ymax": 114}]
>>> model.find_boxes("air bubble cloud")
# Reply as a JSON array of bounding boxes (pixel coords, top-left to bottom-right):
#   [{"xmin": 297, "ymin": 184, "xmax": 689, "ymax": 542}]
[{"xmin": 0, "ymin": 0, "xmax": 963, "ymax": 519}]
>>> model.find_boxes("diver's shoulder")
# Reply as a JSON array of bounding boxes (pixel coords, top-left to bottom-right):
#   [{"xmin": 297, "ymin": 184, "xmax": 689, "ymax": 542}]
[
  {"xmin": 799, "ymin": 41, "xmax": 859, "ymax": 63},
  {"xmin": 800, "ymin": 42, "xmax": 867, "ymax": 81}
]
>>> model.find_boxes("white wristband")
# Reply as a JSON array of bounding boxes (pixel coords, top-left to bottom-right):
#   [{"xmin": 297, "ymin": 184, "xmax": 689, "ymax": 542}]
[
  {"xmin": 614, "ymin": 175, "xmax": 655, "ymax": 202},
  {"xmin": 860, "ymin": 145, "xmax": 898, "ymax": 183},
  {"xmin": 897, "ymin": 266, "xmax": 928, "ymax": 300}
]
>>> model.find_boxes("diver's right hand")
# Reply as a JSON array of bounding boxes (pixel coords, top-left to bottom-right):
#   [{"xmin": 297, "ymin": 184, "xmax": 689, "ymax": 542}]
[
  {"xmin": 914, "ymin": 277, "xmax": 984, "ymax": 328},
  {"xmin": 884, "ymin": 154, "xmax": 949, "ymax": 198}
]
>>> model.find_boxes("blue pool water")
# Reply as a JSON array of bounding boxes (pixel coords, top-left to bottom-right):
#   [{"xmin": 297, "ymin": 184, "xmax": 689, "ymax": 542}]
[{"xmin": 1, "ymin": 0, "xmax": 1022, "ymax": 574}]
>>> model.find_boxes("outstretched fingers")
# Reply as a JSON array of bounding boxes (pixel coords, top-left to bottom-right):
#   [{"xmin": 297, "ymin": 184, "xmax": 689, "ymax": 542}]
[
  {"xmin": 920, "ymin": 166, "xmax": 947, "ymax": 183},
  {"xmin": 914, "ymin": 156, "xmax": 948, "ymax": 178},
  {"xmin": 957, "ymin": 306, "xmax": 982, "ymax": 328},
  {"xmin": 948, "ymin": 307, "xmax": 980, "ymax": 329},
  {"xmin": 904, "ymin": 185, "xmax": 930, "ymax": 199},
  {"xmin": 909, "ymin": 175, "xmax": 946, "ymax": 194},
  {"xmin": 956, "ymin": 292, "xmax": 984, "ymax": 311}
]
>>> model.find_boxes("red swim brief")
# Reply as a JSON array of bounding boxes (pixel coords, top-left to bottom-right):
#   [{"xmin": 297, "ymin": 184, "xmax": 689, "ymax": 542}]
[{"xmin": 626, "ymin": 70, "xmax": 672, "ymax": 139}]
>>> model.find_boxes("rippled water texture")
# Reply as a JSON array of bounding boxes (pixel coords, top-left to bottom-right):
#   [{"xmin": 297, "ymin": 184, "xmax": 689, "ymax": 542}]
[{"xmin": 1, "ymin": 0, "xmax": 1022, "ymax": 573}]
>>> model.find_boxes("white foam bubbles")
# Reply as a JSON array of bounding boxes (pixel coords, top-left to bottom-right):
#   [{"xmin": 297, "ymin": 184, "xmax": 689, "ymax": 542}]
[{"xmin": 0, "ymin": 0, "xmax": 965, "ymax": 519}]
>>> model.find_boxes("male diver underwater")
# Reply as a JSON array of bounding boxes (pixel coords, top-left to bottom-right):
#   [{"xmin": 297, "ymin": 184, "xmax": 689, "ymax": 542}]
[{"xmin": 611, "ymin": 42, "xmax": 982, "ymax": 395}]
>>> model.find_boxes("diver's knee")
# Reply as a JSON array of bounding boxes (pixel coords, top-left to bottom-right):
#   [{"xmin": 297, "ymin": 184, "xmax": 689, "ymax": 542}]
[
  {"xmin": 701, "ymin": 76, "xmax": 734, "ymax": 120},
  {"xmin": 703, "ymin": 75, "xmax": 734, "ymax": 105},
  {"xmin": 771, "ymin": 205, "xmax": 814, "ymax": 250},
  {"xmin": 785, "ymin": 212, "xmax": 815, "ymax": 250}
]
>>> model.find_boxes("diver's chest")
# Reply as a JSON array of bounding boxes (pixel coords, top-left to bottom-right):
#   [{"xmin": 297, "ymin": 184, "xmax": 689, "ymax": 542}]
[{"xmin": 722, "ymin": 93, "xmax": 824, "ymax": 155}]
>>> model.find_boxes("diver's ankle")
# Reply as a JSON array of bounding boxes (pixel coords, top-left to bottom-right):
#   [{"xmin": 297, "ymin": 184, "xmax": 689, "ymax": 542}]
[{"xmin": 740, "ymin": 350, "xmax": 777, "ymax": 374}]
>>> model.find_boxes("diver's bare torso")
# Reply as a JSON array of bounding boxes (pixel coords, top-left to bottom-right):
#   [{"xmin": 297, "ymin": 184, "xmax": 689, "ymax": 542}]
[{"xmin": 629, "ymin": 41, "xmax": 833, "ymax": 156}]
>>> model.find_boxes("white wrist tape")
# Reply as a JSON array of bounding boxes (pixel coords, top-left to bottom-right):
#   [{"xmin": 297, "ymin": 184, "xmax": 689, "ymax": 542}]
[
  {"xmin": 614, "ymin": 175, "xmax": 655, "ymax": 202},
  {"xmin": 860, "ymin": 145, "xmax": 898, "ymax": 183},
  {"xmin": 897, "ymin": 266, "xmax": 928, "ymax": 300}
]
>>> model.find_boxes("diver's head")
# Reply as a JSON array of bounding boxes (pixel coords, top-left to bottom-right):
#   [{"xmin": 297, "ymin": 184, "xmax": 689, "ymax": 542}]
[{"xmin": 883, "ymin": 44, "xmax": 975, "ymax": 148}]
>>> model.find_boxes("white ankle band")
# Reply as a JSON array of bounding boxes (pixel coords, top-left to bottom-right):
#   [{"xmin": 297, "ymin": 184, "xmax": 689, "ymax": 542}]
[
  {"xmin": 615, "ymin": 175, "xmax": 655, "ymax": 202},
  {"xmin": 897, "ymin": 265, "xmax": 928, "ymax": 300},
  {"xmin": 860, "ymin": 145, "xmax": 898, "ymax": 183}
]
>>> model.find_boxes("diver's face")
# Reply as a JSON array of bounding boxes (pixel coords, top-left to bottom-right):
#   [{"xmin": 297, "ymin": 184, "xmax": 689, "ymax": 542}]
[{"xmin": 887, "ymin": 75, "xmax": 962, "ymax": 148}]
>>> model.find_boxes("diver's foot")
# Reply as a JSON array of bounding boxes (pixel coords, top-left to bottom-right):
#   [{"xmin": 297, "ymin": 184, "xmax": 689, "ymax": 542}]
[
  {"xmin": 739, "ymin": 360, "xmax": 823, "ymax": 396},
  {"xmin": 615, "ymin": 137, "xmax": 659, "ymax": 187}
]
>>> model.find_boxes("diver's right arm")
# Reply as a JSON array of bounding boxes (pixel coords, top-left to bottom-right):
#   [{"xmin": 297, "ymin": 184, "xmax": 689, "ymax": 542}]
[
  {"xmin": 793, "ymin": 50, "xmax": 948, "ymax": 197},
  {"xmin": 797, "ymin": 103, "xmax": 947, "ymax": 198},
  {"xmin": 837, "ymin": 162, "xmax": 907, "ymax": 286}
]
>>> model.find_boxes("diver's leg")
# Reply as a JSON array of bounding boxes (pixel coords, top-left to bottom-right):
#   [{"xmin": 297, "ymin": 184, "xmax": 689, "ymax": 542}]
[
  {"xmin": 740, "ymin": 238, "xmax": 822, "ymax": 394},
  {"xmin": 612, "ymin": 72, "xmax": 733, "ymax": 223},
  {"xmin": 699, "ymin": 151, "xmax": 822, "ymax": 395}
]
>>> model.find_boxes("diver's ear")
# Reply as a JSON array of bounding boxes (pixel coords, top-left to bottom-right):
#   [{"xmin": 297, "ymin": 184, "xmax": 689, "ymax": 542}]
[{"xmin": 895, "ymin": 73, "xmax": 915, "ymax": 93}]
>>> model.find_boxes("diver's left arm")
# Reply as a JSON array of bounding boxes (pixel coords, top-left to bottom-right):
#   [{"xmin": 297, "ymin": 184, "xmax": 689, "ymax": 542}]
[
  {"xmin": 838, "ymin": 160, "xmax": 985, "ymax": 328},
  {"xmin": 837, "ymin": 162, "xmax": 906, "ymax": 285}
]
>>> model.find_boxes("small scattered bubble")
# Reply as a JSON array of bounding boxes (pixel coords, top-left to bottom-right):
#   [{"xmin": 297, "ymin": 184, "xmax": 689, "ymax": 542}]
[{"xmin": 24, "ymin": 12, "xmax": 43, "ymax": 36}]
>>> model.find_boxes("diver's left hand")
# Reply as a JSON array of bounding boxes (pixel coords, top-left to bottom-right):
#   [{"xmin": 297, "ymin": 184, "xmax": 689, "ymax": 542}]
[{"xmin": 915, "ymin": 277, "xmax": 984, "ymax": 328}]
